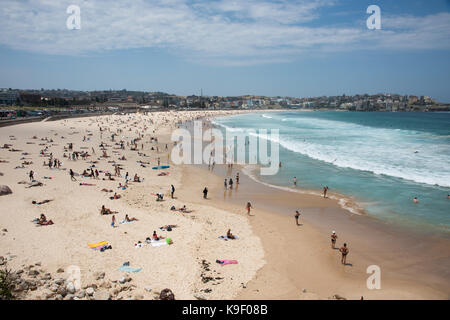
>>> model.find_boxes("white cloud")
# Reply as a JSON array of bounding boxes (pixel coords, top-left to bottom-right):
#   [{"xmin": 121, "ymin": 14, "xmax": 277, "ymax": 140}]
[{"xmin": 0, "ymin": 0, "xmax": 449, "ymax": 65}]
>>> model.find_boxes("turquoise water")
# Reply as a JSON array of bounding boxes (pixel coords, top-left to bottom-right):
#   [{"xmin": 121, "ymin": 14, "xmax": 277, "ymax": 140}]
[{"xmin": 212, "ymin": 111, "xmax": 450, "ymax": 232}]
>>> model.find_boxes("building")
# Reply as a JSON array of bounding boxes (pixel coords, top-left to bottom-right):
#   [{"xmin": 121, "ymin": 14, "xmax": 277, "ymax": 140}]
[{"xmin": 0, "ymin": 89, "xmax": 20, "ymax": 105}]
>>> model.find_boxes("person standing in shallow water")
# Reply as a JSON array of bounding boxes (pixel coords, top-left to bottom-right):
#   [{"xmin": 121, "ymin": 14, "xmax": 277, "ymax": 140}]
[
  {"xmin": 323, "ymin": 186, "xmax": 329, "ymax": 198},
  {"xmin": 203, "ymin": 187, "xmax": 208, "ymax": 199},
  {"xmin": 293, "ymin": 177, "xmax": 297, "ymax": 187},
  {"xmin": 295, "ymin": 210, "xmax": 300, "ymax": 226}
]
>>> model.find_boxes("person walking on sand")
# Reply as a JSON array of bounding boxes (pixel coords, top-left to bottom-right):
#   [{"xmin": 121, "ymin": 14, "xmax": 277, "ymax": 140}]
[
  {"xmin": 246, "ymin": 202, "xmax": 253, "ymax": 215},
  {"xmin": 29, "ymin": 170, "xmax": 34, "ymax": 181},
  {"xmin": 224, "ymin": 179, "xmax": 227, "ymax": 189},
  {"xmin": 339, "ymin": 243, "xmax": 349, "ymax": 264},
  {"xmin": 111, "ymin": 215, "xmax": 116, "ymax": 228},
  {"xmin": 229, "ymin": 178, "xmax": 233, "ymax": 190},
  {"xmin": 295, "ymin": 210, "xmax": 300, "ymax": 226},
  {"xmin": 293, "ymin": 176, "xmax": 297, "ymax": 187},
  {"xmin": 236, "ymin": 172, "xmax": 239, "ymax": 184},
  {"xmin": 331, "ymin": 231, "xmax": 338, "ymax": 249},
  {"xmin": 203, "ymin": 187, "xmax": 208, "ymax": 199},
  {"xmin": 69, "ymin": 169, "xmax": 77, "ymax": 181},
  {"xmin": 171, "ymin": 184, "xmax": 175, "ymax": 199},
  {"xmin": 323, "ymin": 186, "xmax": 329, "ymax": 198}
]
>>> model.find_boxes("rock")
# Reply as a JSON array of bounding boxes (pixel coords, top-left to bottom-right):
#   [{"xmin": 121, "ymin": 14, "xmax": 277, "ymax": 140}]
[
  {"xmin": 55, "ymin": 294, "xmax": 64, "ymax": 300},
  {"xmin": 0, "ymin": 185, "xmax": 12, "ymax": 196},
  {"xmin": 144, "ymin": 286, "xmax": 152, "ymax": 292},
  {"xmin": 302, "ymin": 288, "xmax": 307, "ymax": 293},
  {"xmin": 28, "ymin": 270, "xmax": 39, "ymax": 276},
  {"xmin": 85, "ymin": 287, "xmax": 95, "ymax": 296},
  {"xmin": 57, "ymin": 286, "xmax": 67, "ymax": 297},
  {"xmin": 159, "ymin": 288, "xmax": 175, "ymax": 300},
  {"xmin": 16, "ymin": 269, "xmax": 24, "ymax": 275},
  {"xmin": 125, "ymin": 276, "xmax": 132, "ymax": 282},
  {"xmin": 193, "ymin": 293, "xmax": 206, "ymax": 300},
  {"xmin": 94, "ymin": 271, "xmax": 105, "ymax": 280},
  {"xmin": 35, "ymin": 262, "xmax": 41, "ymax": 266},
  {"xmin": 66, "ymin": 282, "xmax": 76, "ymax": 294},
  {"xmin": 0, "ymin": 256, "xmax": 4, "ymax": 265},
  {"xmin": 41, "ymin": 273, "xmax": 52, "ymax": 281},
  {"xmin": 50, "ymin": 284, "xmax": 59, "ymax": 292},
  {"xmin": 1, "ymin": 229, "xmax": 7, "ymax": 232},
  {"xmin": 119, "ymin": 277, "xmax": 126, "ymax": 284},
  {"xmin": 64, "ymin": 294, "xmax": 75, "ymax": 300},
  {"xmin": 93, "ymin": 290, "xmax": 111, "ymax": 300},
  {"xmin": 134, "ymin": 294, "xmax": 144, "ymax": 300},
  {"xmin": 100, "ymin": 281, "xmax": 111, "ymax": 289},
  {"xmin": 56, "ymin": 268, "xmax": 65, "ymax": 273},
  {"xmin": 332, "ymin": 294, "xmax": 346, "ymax": 300},
  {"xmin": 54, "ymin": 278, "xmax": 64, "ymax": 285},
  {"xmin": 76, "ymin": 290, "xmax": 86, "ymax": 298}
]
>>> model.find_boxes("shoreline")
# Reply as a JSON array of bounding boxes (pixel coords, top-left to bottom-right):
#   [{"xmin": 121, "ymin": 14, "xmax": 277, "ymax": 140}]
[
  {"xmin": 209, "ymin": 112, "xmax": 450, "ymax": 236},
  {"xmin": 195, "ymin": 162, "xmax": 450, "ymax": 299}
]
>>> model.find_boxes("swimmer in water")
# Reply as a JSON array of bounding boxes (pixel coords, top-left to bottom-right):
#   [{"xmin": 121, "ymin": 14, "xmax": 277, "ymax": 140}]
[{"xmin": 413, "ymin": 197, "xmax": 419, "ymax": 203}]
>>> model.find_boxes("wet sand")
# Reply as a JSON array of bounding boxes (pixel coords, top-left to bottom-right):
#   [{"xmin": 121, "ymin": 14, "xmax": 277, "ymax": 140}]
[{"xmin": 194, "ymin": 162, "xmax": 450, "ymax": 299}]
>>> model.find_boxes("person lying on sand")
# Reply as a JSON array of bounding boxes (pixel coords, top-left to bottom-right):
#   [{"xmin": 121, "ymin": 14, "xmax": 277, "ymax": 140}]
[
  {"xmin": 110, "ymin": 193, "xmax": 121, "ymax": 200},
  {"xmin": 125, "ymin": 214, "xmax": 138, "ymax": 222},
  {"xmin": 133, "ymin": 174, "xmax": 141, "ymax": 182},
  {"xmin": 101, "ymin": 205, "xmax": 118, "ymax": 215},
  {"xmin": 160, "ymin": 225, "xmax": 177, "ymax": 231},
  {"xmin": 101, "ymin": 188, "xmax": 113, "ymax": 193},
  {"xmin": 38, "ymin": 214, "xmax": 54, "ymax": 225},
  {"xmin": 32, "ymin": 200, "xmax": 53, "ymax": 205}
]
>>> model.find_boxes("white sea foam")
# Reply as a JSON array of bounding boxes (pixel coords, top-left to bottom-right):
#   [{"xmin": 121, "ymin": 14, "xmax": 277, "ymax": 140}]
[{"xmin": 215, "ymin": 115, "xmax": 450, "ymax": 188}]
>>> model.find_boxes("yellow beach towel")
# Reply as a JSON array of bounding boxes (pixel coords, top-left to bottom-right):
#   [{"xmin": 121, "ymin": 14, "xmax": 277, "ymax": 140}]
[{"xmin": 88, "ymin": 241, "xmax": 108, "ymax": 248}]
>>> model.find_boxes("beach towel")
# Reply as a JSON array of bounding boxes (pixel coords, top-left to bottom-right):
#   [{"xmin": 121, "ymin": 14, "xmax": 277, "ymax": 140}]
[
  {"xmin": 88, "ymin": 241, "xmax": 108, "ymax": 248},
  {"xmin": 119, "ymin": 266, "xmax": 142, "ymax": 273},
  {"xmin": 216, "ymin": 259, "xmax": 238, "ymax": 265},
  {"xmin": 218, "ymin": 235, "xmax": 239, "ymax": 241},
  {"xmin": 119, "ymin": 220, "xmax": 135, "ymax": 225},
  {"xmin": 151, "ymin": 240, "xmax": 168, "ymax": 247}
]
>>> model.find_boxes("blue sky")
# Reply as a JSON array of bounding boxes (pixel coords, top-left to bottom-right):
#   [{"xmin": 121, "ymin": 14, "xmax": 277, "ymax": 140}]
[{"xmin": 0, "ymin": 0, "xmax": 449, "ymax": 101}]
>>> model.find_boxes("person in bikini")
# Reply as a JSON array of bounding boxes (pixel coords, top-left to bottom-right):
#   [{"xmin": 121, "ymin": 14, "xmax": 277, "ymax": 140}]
[
  {"xmin": 246, "ymin": 202, "xmax": 253, "ymax": 215},
  {"xmin": 331, "ymin": 231, "xmax": 338, "ymax": 249},
  {"xmin": 339, "ymin": 243, "xmax": 349, "ymax": 264},
  {"xmin": 125, "ymin": 214, "xmax": 138, "ymax": 222},
  {"xmin": 226, "ymin": 229, "xmax": 236, "ymax": 239}
]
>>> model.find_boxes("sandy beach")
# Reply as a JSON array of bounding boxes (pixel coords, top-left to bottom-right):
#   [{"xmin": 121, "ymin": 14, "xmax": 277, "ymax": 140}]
[{"xmin": 0, "ymin": 110, "xmax": 449, "ymax": 300}]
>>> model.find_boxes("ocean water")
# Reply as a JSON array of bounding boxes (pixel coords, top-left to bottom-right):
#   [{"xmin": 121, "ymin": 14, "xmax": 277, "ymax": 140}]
[{"xmin": 212, "ymin": 111, "xmax": 450, "ymax": 232}]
